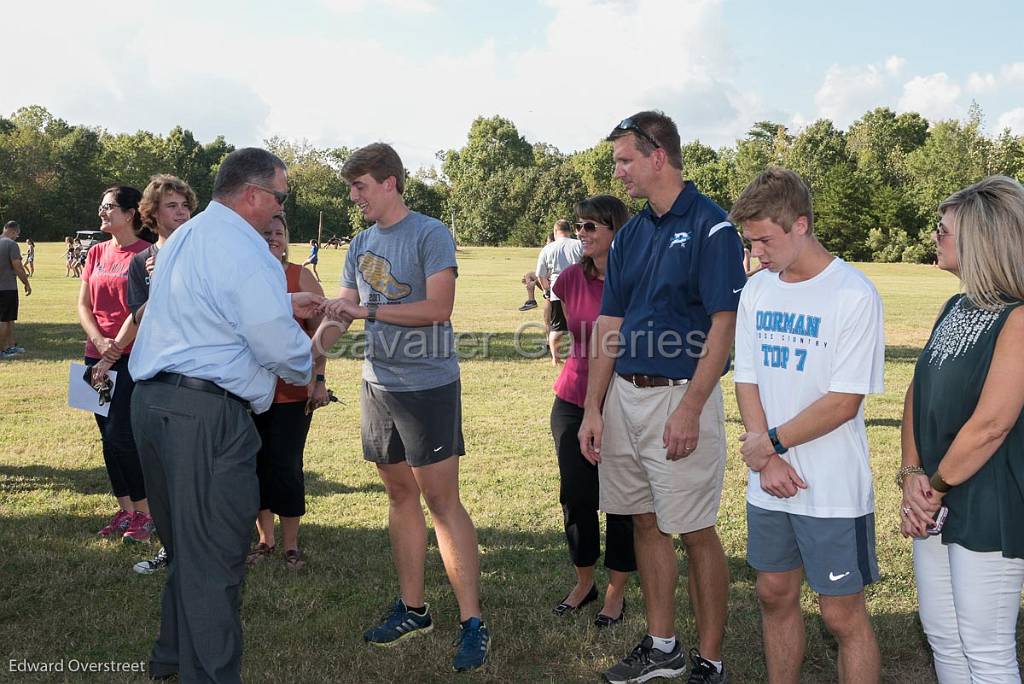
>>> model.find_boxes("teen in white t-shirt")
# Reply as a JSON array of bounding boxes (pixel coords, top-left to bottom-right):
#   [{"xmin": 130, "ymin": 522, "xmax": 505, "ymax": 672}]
[
  {"xmin": 734, "ymin": 257, "xmax": 885, "ymax": 517},
  {"xmin": 729, "ymin": 168, "xmax": 885, "ymax": 683}
]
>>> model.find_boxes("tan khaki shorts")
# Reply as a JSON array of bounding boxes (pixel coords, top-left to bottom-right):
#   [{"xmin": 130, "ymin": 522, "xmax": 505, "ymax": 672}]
[{"xmin": 599, "ymin": 375, "xmax": 726, "ymax": 534}]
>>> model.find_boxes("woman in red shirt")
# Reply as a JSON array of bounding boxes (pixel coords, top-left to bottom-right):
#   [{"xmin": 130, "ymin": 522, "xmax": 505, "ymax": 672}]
[
  {"xmin": 78, "ymin": 186, "xmax": 154, "ymax": 543},
  {"xmin": 246, "ymin": 215, "xmax": 329, "ymax": 570},
  {"xmin": 550, "ymin": 195, "xmax": 635, "ymax": 627}
]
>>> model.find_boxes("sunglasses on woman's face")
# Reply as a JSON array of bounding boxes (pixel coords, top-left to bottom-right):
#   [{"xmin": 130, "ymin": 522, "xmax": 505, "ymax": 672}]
[{"xmin": 575, "ymin": 220, "xmax": 608, "ymax": 233}]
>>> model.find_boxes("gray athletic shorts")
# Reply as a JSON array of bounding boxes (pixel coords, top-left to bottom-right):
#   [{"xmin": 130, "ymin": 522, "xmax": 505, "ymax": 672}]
[
  {"xmin": 361, "ymin": 380, "xmax": 465, "ymax": 468},
  {"xmin": 746, "ymin": 503, "xmax": 879, "ymax": 596}
]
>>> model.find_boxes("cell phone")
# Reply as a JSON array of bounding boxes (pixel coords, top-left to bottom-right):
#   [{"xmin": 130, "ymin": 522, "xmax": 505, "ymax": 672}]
[{"xmin": 926, "ymin": 506, "xmax": 949, "ymax": 536}]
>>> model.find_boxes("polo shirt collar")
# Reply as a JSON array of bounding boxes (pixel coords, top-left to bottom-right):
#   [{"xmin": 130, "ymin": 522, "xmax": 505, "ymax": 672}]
[{"xmin": 640, "ymin": 181, "xmax": 698, "ymax": 224}]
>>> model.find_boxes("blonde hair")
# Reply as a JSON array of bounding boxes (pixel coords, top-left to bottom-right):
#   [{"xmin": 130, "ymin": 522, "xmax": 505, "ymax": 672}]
[
  {"xmin": 940, "ymin": 175, "xmax": 1024, "ymax": 311},
  {"xmin": 729, "ymin": 167, "xmax": 814, "ymax": 234}
]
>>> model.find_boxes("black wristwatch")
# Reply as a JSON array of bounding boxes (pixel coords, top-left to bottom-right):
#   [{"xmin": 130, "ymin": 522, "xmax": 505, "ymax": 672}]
[
  {"xmin": 768, "ymin": 427, "xmax": 788, "ymax": 455},
  {"xmin": 366, "ymin": 303, "xmax": 378, "ymax": 322},
  {"xmin": 315, "ymin": 374, "xmax": 326, "ymax": 384}
]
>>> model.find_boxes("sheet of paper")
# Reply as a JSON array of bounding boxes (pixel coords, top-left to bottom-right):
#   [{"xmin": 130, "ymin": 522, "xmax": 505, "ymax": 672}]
[{"xmin": 68, "ymin": 363, "xmax": 117, "ymax": 417}]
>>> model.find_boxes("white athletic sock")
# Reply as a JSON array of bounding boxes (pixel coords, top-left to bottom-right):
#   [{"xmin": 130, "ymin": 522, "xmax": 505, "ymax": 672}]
[
  {"xmin": 649, "ymin": 635, "xmax": 676, "ymax": 653},
  {"xmin": 704, "ymin": 658, "xmax": 723, "ymax": 673}
]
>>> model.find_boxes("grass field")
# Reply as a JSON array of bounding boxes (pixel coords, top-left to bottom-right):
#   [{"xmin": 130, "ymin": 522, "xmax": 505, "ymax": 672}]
[{"xmin": 0, "ymin": 242, "xmax": 997, "ymax": 683}]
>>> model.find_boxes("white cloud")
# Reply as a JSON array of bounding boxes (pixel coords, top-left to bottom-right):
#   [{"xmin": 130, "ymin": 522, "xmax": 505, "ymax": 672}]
[
  {"xmin": 320, "ymin": 0, "xmax": 437, "ymax": 13},
  {"xmin": 996, "ymin": 107, "xmax": 1024, "ymax": 135},
  {"xmin": 813, "ymin": 61, "xmax": 899, "ymax": 127},
  {"xmin": 897, "ymin": 73, "xmax": 962, "ymax": 122},
  {"xmin": 968, "ymin": 62, "xmax": 1024, "ymax": 94}
]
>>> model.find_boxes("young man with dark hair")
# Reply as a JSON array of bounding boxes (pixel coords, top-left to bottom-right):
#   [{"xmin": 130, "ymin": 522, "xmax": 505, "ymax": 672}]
[
  {"xmin": 730, "ymin": 168, "xmax": 884, "ymax": 684},
  {"xmin": 579, "ymin": 111, "xmax": 744, "ymax": 683},
  {"xmin": 315, "ymin": 142, "xmax": 490, "ymax": 672},
  {"xmin": 0, "ymin": 220, "xmax": 30, "ymax": 359}
]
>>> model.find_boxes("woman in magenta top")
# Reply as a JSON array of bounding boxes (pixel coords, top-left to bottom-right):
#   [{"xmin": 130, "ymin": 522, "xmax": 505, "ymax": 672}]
[
  {"xmin": 78, "ymin": 186, "xmax": 154, "ymax": 544},
  {"xmin": 549, "ymin": 195, "xmax": 635, "ymax": 627}
]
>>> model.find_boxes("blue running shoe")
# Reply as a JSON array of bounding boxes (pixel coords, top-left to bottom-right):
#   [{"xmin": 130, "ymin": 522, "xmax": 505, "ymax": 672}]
[
  {"xmin": 453, "ymin": 617, "xmax": 490, "ymax": 672},
  {"xmin": 363, "ymin": 598, "xmax": 433, "ymax": 647}
]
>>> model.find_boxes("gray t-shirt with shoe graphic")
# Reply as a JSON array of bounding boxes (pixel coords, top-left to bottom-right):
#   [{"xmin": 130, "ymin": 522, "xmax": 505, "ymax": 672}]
[{"xmin": 342, "ymin": 211, "xmax": 459, "ymax": 391}]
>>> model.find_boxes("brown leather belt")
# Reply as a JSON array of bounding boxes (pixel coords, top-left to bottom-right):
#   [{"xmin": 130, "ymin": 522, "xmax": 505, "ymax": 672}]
[{"xmin": 617, "ymin": 372, "xmax": 688, "ymax": 388}]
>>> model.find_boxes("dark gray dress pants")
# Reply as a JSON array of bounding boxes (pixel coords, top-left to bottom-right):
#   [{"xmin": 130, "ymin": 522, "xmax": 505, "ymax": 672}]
[{"xmin": 131, "ymin": 381, "xmax": 260, "ymax": 684}]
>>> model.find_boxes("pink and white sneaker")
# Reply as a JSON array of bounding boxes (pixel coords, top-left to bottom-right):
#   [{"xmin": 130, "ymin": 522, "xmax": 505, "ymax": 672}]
[
  {"xmin": 122, "ymin": 511, "xmax": 155, "ymax": 544},
  {"xmin": 98, "ymin": 509, "xmax": 132, "ymax": 538}
]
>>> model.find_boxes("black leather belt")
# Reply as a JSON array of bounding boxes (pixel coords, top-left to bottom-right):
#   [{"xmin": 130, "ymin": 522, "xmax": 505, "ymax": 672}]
[
  {"xmin": 618, "ymin": 372, "xmax": 689, "ymax": 388},
  {"xmin": 148, "ymin": 372, "xmax": 249, "ymax": 408}
]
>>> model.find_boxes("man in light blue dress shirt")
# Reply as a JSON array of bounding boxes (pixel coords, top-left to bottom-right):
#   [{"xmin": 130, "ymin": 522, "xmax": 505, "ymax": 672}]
[{"xmin": 129, "ymin": 148, "xmax": 323, "ymax": 684}]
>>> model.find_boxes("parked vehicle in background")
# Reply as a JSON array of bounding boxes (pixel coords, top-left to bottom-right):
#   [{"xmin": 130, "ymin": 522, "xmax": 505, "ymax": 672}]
[{"xmin": 75, "ymin": 230, "xmax": 110, "ymax": 251}]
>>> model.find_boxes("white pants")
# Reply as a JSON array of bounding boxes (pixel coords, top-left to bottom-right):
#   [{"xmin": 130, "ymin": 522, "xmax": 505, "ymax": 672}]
[{"xmin": 913, "ymin": 535, "xmax": 1024, "ymax": 683}]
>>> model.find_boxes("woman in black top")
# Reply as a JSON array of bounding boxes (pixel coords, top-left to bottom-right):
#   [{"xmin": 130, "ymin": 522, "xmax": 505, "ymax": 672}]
[{"xmin": 898, "ymin": 175, "xmax": 1024, "ymax": 683}]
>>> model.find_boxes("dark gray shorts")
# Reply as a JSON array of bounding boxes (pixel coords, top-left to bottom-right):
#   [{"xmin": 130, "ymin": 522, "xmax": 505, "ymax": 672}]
[
  {"xmin": 0, "ymin": 290, "xmax": 17, "ymax": 322},
  {"xmin": 361, "ymin": 380, "xmax": 465, "ymax": 468},
  {"xmin": 746, "ymin": 503, "xmax": 879, "ymax": 596}
]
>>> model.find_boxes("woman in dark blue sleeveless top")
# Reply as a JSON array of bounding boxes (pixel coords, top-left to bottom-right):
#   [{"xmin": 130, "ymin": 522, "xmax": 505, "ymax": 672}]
[{"xmin": 899, "ymin": 176, "xmax": 1024, "ymax": 683}]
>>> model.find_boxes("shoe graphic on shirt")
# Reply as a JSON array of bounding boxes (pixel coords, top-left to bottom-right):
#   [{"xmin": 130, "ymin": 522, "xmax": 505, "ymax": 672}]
[{"xmin": 358, "ymin": 251, "xmax": 412, "ymax": 301}]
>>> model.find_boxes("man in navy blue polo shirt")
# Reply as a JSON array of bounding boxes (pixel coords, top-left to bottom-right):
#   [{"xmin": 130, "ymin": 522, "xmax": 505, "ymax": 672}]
[{"xmin": 579, "ymin": 111, "xmax": 745, "ymax": 684}]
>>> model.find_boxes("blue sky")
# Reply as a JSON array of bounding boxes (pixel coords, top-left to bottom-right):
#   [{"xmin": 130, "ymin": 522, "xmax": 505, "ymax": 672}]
[{"xmin": 2, "ymin": 0, "xmax": 1021, "ymax": 170}]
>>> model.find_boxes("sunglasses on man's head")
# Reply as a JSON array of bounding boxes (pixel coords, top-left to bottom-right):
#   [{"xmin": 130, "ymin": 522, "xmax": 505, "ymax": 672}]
[
  {"xmin": 575, "ymin": 220, "xmax": 608, "ymax": 233},
  {"xmin": 616, "ymin": 117, "xmax": 661, "ymax": 149}
]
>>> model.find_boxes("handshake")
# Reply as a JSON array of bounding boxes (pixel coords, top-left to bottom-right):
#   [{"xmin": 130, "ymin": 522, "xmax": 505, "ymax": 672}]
[{"xmin": 290, "ymin": 293, "xmax": 367, "ymax": 325}]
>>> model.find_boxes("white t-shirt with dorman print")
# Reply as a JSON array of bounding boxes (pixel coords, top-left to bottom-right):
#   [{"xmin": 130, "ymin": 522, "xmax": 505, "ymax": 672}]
[{"xmin": 733, "ymin": 258, "xmax": 885, "ymax": 518}]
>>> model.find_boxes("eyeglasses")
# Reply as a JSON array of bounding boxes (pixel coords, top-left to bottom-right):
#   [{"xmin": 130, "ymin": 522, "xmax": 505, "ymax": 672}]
[
  {"xmin": 616, "ymin": 117, "xmax": 661, "ymax": 149},
  {"xmin": 932, "ymin": 223, "xmax": 953, "ymax": 241},
  {"xmin": 98, "ymin": 203, "xmax": 121, "ymax": 213},
  {"xmin": 247, "ymin": 183, "xmax": 289, "ymax": 206},
  {"xmin": 575, "ymin": 220, "xmax": 608, "ymax": 233}
]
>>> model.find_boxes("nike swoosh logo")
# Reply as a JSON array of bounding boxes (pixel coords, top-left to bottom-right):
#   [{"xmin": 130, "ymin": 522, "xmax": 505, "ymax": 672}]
[
  {"xmin": 733, "ymin": 287, "xmax": 743, "ymax": 293},
  {"xmin": 829, "ymin": 571, "xmax": 851, "ymax": 582},
  {"xmin": 433, "ymin": 446, "xmax": 444, "ymax": 453}
]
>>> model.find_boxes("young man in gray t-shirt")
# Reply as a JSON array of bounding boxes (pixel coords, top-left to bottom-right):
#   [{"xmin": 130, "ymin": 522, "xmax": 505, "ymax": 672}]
[
  {"xmin": 313, "ymin": 143, "xmax": 489, "ymax": 672},
  {"xmin": 0, "ymin": 221, "xmax": 31, "ymax": 357}
]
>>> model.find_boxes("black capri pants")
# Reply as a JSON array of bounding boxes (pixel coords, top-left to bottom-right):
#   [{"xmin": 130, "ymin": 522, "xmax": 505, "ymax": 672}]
[
  {"xmin": 550, "ymin": 395, "xmax": 636, "ymax": 572},
  {"xmin": 253, "ymin": 400, "xmax": 313, "ymax": 518},
  {"xmin": 86, "ymin": 355, "xmax": 146, "ymax": 502}
]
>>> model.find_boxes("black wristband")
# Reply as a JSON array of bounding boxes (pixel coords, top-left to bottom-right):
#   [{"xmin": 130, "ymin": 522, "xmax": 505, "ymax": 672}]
[
  {"xmin": 768, "ymin": 427, "xmax": 788, "ymax": 455},
  {"xmin": 315, "ymin": 374, "xmax": 326, "ymax": 383}
]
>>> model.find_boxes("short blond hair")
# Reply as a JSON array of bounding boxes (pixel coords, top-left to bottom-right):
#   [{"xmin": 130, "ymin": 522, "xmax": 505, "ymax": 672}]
[
  {"xmin": 940, "ymin": 175, "xmax": 1024, "ymax": 311},
  {"xmin": 729, "ymin": 167, "xmax": 814, "ymax": 233},
  {"xmin": 140, "ymin": 175, "xmax": 197, "ymax": 229}
]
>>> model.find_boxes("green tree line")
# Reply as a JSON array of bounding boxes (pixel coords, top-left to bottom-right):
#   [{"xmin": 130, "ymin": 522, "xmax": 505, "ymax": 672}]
[{"xmin": 3, "ymin": 104, "xmax": 1023, "ymax": 261}]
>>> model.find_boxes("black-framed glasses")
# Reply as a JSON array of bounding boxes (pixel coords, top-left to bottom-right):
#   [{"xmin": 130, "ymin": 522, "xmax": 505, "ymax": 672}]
[
  {"xmin": 575, "ymin": 220, "xmax": 608, "ymax": 233},
  {"xmin": 247, "ymin": 183, "xmax": 289, "ymax": 206},
  {"xmin": 616, "ymin": 117, "xmax": 661, "ymax": 149},
  {"xmin": 98, "ymin": 203, "xmax": 121, "ymax": 213}
]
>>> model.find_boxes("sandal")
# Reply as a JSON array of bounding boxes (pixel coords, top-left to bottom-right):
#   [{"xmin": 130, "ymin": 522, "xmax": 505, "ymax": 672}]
[
  {"xmin": 246, "ymin": 542, "xmax": 275, "ymax": 565},
  {"xmin": 285, "ymin": 548, "xmax": 306, "ymax": 571}
]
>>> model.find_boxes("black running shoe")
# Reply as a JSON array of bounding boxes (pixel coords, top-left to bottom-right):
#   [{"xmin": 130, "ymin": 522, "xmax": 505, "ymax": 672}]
[
  {"xmin": 686, "ymin": 649, "xmax": 727, "ymax": 683},
  {"xmin": 133, "ymin": 547, "xmax": 169, "ymax": 575},
  {"xmin": 603, "ymin": 636, "xmax": 686, "ymax": 683}
]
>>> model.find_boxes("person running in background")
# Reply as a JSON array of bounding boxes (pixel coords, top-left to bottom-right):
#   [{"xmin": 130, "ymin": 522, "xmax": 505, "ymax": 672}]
[
  {"xmin": 65, "ymin": 237, "xmax": 76, "ymax": 277},
  {"xmin": 24, "ymin": 238, "xmax": 34, "ymax": 277},
  {"xmin": 302, "ymin": 239, "xmax": 321, "ymax": 282}
]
